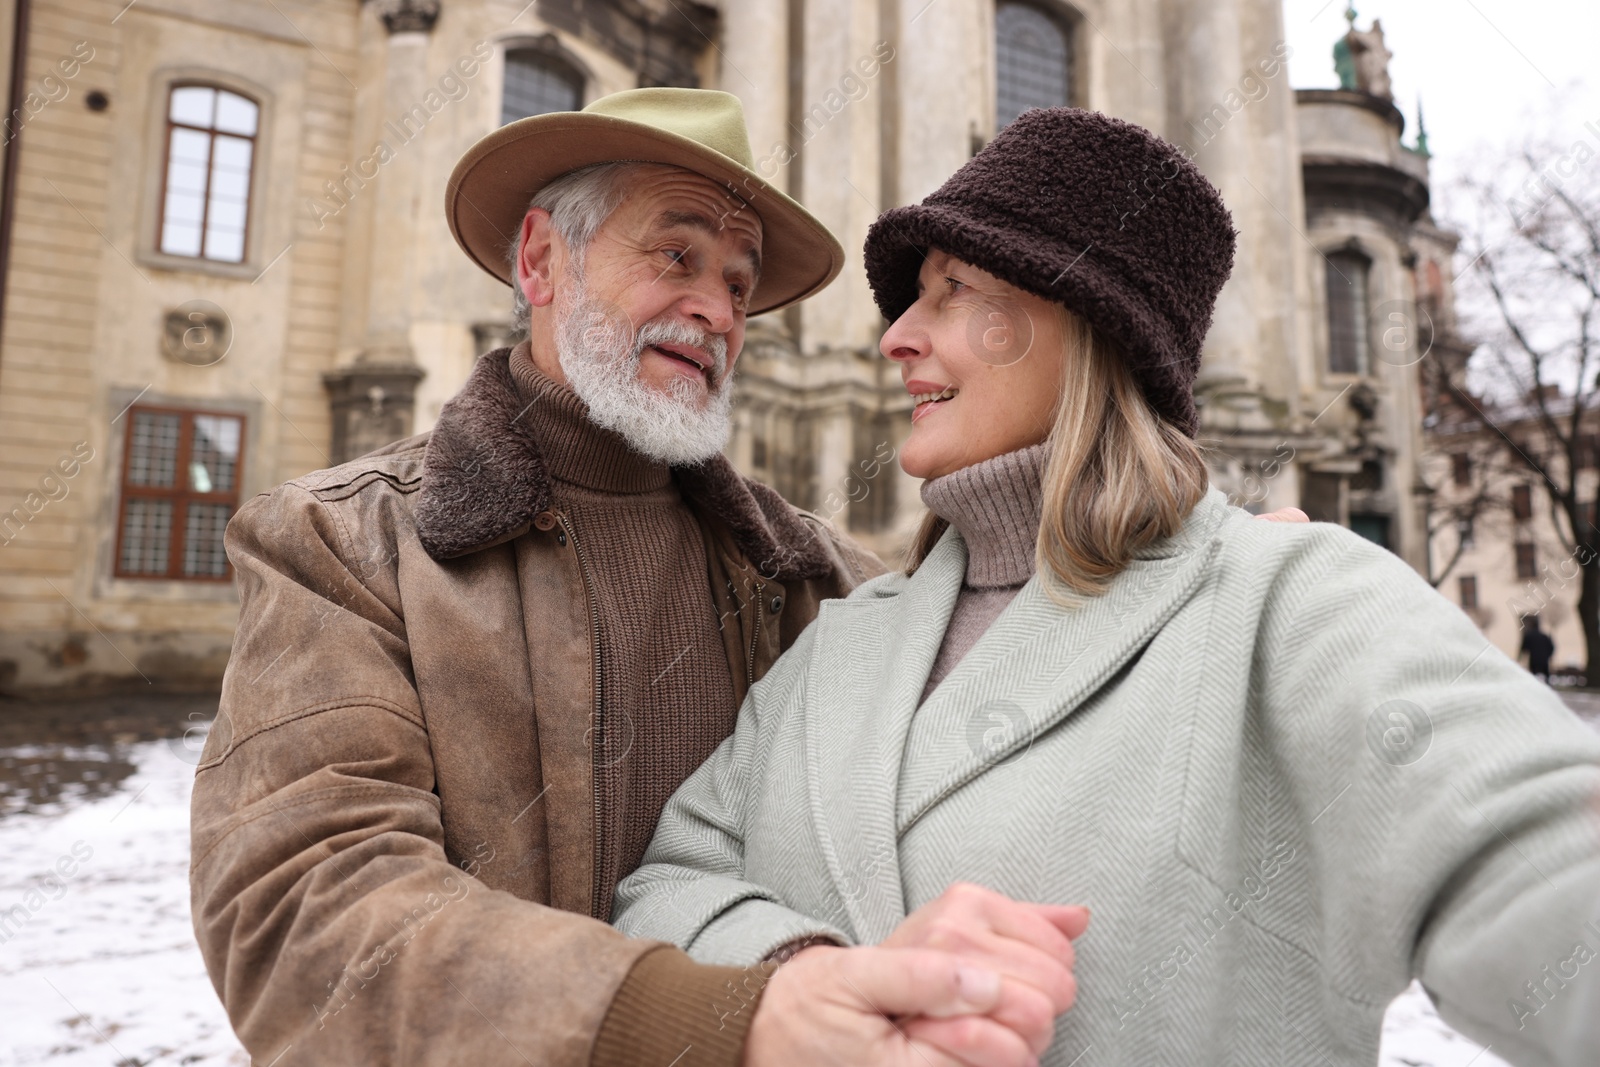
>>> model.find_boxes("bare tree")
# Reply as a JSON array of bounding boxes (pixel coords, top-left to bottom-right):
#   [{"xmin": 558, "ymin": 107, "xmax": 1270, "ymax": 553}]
[
  {"xmin": 1429, "ymin": 139, "xmax": 1600, "ymax": 675},
  {"xmin": 1417, "ymin": 431, "xmax": 1512, "ymax": 589}
]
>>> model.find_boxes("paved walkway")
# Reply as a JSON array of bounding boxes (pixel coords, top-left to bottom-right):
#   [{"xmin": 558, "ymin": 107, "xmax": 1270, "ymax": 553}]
[{"xmin": 1558, "ymin": 687, "xmax": 1600, "ymax": 727}]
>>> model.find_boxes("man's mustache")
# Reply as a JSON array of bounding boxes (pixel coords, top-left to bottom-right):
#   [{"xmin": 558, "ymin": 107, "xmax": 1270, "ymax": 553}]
[{"xmin": 633, "ymin": 318, "xmax": 729, "ymax": 389}]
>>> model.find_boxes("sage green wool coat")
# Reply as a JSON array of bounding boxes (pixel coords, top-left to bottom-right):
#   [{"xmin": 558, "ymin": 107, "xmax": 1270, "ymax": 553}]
[{"xmin": 612, "ymin": 491, "xmax": 1600, "ymax": 1067}]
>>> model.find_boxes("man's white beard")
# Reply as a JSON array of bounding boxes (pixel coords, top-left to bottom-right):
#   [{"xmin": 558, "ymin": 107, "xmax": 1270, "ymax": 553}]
[{"xmin": 554, "ymin": 278, "xmax": 734, "ymax": 465}]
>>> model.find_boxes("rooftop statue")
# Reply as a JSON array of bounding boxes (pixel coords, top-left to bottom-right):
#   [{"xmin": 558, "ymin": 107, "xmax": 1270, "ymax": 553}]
[
  {"xmin": 1333, "ymin": 6, "xmax": 1357, "ymax": 90},
  {"xmin": 1333, "ymin": 6, "xmax": 1395, "ymax": 101}
]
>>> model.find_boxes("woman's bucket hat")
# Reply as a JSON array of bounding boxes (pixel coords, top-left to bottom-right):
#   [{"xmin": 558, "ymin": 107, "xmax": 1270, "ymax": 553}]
[{"xmin": 863, "ymin": 107, "xmax": 1237, "ymax": 436}]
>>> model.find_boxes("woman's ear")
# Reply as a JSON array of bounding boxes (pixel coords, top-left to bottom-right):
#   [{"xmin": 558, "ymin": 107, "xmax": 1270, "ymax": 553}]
[{"xmin": 516, "ymin": 208, "xmax": 560, "ymax": 310}]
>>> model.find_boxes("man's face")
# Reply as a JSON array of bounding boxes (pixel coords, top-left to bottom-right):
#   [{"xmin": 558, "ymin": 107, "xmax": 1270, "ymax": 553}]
[
  {"xmin": 516, "ymin": 166, "xmax": 765, "ymax": 464},
  {"xmin": 572, "ymin": 169, "xmax": 763, "ymax": 401}
]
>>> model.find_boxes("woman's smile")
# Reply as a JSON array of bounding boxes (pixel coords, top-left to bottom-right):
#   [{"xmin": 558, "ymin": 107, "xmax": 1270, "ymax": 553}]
[{"xmin": 907, "ymin": 379, "xmax": 959, "ymax": 421}]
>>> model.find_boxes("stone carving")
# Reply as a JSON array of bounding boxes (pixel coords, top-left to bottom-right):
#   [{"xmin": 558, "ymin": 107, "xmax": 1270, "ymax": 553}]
[
  {"xmin": 324, "ymin": 363, "xmax": 426, "ymax": 464},
  {"xmin": 369, "ymin": 0, "xmax": 441, "ymax": 35},
  {"xmin": 1333, "ymin": 7, "xmax": 1394, "ymax": 100},
  {"xmin": 1348, "ymin": 19, "xmax": 1393, "ymax": 100},
  {"xmin": 162, "ymin": 301, "xmax": 232, "ymax": 367}
]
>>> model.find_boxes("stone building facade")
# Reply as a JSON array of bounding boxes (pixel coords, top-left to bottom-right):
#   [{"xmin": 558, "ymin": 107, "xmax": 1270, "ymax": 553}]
[
  {"xmin": 1422, "ymin": 400, "xmax": 1596, "ymax": 675},
  {"xmin": 0, "ymin": 0, "xmax": 1450, "ymax": 692}
]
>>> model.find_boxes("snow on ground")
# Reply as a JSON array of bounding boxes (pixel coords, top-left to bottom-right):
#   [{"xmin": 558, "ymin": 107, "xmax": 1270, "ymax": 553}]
[
  {"xmin": 6, "ymin": 693, "xmax": 1585, "ymax": 1066},
  {"xmin": 0, "ymin": 732, "xmax": 246, "ymax": 1066},
  {"xmin": 1381, "ymin": 985, "xmax": 1509, "ymax": 1067}
]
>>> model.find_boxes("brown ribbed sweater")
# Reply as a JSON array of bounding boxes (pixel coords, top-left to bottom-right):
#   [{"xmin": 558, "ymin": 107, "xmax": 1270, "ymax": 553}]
[
  {"xmin": 919, "ymin": 443, "xmax": 1047, "ymax": 703},
  {"xmin": 507, "ymin": 351, "xmax": 755, "ymax": 1066},
  {"xmin": 509, "ymin": 350, "xmax": 739, "ymax": 905}
]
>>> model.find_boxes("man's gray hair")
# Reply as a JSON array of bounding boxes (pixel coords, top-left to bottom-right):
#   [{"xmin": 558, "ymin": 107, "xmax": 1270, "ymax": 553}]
[{"xmin": 507, "ymin": 161, "xmax": 659, "ymax": 336}]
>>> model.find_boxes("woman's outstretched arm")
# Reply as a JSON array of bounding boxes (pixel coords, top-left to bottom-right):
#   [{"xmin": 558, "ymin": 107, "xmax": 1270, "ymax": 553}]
[{"xmin": 1255, "ymin": 524, "xmax": 1600, "ymax": 1067}]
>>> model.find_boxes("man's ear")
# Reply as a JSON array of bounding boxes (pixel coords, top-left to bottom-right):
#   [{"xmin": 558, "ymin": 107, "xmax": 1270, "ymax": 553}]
[{"xmin": 517, "ymin": 208, "xmax": 560, "ymax": 309}]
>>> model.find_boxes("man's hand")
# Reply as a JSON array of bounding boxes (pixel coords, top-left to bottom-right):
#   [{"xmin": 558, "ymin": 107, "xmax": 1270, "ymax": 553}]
[
  {"xmin": 1255, "ymin": 507, "xmax": 1310, "ymax": 523},
  {"xmin": 882, "ymin": 882, "xmax": 1088, "ymax": 1056},
  {"xmin": 744, "ymin": 944, "xmax": 1051, "ymax": 1067}
]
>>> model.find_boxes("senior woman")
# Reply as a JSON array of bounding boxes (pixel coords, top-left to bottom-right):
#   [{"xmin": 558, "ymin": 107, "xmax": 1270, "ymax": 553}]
[{"xmin": 611, "ymin": 108, "xmax": 1600, "ymax": 1067}]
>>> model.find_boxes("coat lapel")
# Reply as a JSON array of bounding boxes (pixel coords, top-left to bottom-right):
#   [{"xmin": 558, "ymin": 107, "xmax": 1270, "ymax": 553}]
[
  {"xmin": 802, "ymin": 531, "xmax": 967, "ymax": 944},
  {"xmin": 897, "ymin": 495, "xmax": 1228, "ymax": 831}
]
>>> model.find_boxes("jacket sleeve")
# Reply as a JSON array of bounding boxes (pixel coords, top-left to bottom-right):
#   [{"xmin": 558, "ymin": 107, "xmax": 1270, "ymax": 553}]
[
  {"xmin": 612, "ymin": 623, "xmax": 853, "ymax": 965},
  {"xmin": 1257, "ymin": 527, "xmax": 1600, "ymax": 1067},
  {"xmin": 191, "ymin": 482, "xmax": 752, "ymax": 1067}
]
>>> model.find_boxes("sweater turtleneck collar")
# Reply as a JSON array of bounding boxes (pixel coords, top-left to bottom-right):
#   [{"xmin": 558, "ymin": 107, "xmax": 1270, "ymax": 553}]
[
  {"xmin": 506, "ymin": 342, "xmax": 673, "ymax": 495},
  {"xmin": 919, "ymin": 442, "xmax": 1048, "ymax": 588}
]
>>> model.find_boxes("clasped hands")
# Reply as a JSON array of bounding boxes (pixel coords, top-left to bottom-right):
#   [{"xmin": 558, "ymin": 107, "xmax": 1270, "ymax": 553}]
[{"xmin": 744, "ymin": 883, "xmax": 1089, "ymax": 1067}]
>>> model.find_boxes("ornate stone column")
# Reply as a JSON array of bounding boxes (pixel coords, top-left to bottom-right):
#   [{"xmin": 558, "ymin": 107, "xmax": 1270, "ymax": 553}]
[{"xmin": 324, "ymin": 0, "xmax": 438, "ymax": 463}]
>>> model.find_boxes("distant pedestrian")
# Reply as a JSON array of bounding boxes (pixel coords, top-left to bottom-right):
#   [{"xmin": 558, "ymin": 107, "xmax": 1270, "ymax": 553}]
[{"xmin": 1521, "ymin": 615, "xmax": 1555, "ymax": 681}]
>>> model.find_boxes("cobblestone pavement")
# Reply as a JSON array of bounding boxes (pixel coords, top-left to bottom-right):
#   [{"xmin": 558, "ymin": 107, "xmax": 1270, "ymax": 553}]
[{"xmin": 1, "ymin": 688, "xmax": 1595, "ymax": 1065}]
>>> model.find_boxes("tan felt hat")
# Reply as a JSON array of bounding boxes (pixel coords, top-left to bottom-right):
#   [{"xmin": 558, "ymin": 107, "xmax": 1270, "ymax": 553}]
[{"xmin": 445, "ymin": 87, "xmax": 844, "ymax": 316}]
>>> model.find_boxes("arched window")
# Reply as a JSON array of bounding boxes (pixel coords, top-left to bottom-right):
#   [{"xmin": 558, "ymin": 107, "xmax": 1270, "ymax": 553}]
[
  {"xmin": 996, "ymin": 1, "xmax": 1073, "ymax": 130},
  {"xmin": 1324, "ymin": 249, "xmax": 1372, "ymax": 375},
  {"xmin": 159, "ymin": 84, "xmax": 258, "ymax": 263},
  {"xmin": 500, "ymin": 48, "xmax": 583, "ymax": 125}
]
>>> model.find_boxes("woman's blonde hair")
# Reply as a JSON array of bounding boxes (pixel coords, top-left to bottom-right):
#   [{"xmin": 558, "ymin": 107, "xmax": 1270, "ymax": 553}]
[{"xmin": 905, "ymin": 306, "xmax": 1209, "ymax": 598}]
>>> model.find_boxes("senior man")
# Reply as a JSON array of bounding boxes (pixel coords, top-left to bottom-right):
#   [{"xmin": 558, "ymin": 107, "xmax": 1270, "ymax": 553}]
[{"xmin": 189, "ymin": 88, "xmax": 1097, "ymax": 1067}]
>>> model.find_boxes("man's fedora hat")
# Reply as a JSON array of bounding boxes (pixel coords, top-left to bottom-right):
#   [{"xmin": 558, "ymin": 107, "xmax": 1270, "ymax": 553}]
[{"xmin": 446, "ymin": 87, "xmax": 844, "ymax": 316}]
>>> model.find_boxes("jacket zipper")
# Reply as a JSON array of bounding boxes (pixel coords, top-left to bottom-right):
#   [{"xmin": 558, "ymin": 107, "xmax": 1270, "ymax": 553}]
[
  {"xmin": 559, "ymin": 512, "xmax": 607, "ymax": 920},
  {"xmin": 746, "ymin": 578, "xmax": 764, "ymax": 687}
]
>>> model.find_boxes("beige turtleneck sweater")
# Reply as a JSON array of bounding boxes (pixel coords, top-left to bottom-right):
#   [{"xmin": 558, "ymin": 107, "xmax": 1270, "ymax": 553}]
[{"xmin": 918, "ymin": 442, "xmax": 1047, "ymax": 703}]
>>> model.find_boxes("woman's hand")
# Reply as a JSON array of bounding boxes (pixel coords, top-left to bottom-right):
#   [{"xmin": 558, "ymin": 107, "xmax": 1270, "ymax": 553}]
[
  {"xmin": 743, "ymin": 943, "xmax": 1050, "ymax": 1067},
  {"xmin": 882, "ymin": 881, "xmax": 1088, "ymax": 1056}
]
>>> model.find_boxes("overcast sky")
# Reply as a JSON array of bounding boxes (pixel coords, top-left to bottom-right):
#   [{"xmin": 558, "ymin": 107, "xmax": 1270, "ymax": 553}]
[{"xmin": 1281, "ymin": 0, "xmax": 1600, "ymax": 210}]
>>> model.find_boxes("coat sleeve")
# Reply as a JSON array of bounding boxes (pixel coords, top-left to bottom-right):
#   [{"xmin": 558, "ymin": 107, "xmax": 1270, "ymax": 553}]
[
  {"xmin": 612, "ymin": 622, "xmax": 853, "ymax": 965},
  {"xmin": 191, "ymin": 482, "xmax": 750, "ymax": 1067},
  {"xmin": 1256, "ymin": 526, "xmax": 1600, "ymax": 1067}
]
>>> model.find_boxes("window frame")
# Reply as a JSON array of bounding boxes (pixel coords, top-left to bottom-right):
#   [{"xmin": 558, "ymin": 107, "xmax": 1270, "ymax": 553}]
[
  {"xmin": 496, "ymin": 37, "xmax": 589, "ymax": 127},
  {"xmin": 155, "ymin": 82, "xmax": 260, "ymax": 264},
  {"xmin": 489, "ymin": 34, "xmax": 592, "ymax": 130},
  {"xmin": 1511, "ymin": 483, "xmax": 1533, "ymax": 522},
  {"xmin": 1578, "ymin": 432, "xmax": 1600, "ymax": 469},
  {"xmin": 138, "ymin": 68, "xmax": 275, "ymax": 280},
  {"xmin": 1322, "ymin": 248, "xmax": 1374, "ymax": 378},
  {"xmin": 993, "ymin": 0, "xmax": 1080, "ymax": 132},
  {"xmin": 1515, "ymin": 541, "xmax": 1538, "ymax": 580},
  {"xmin": 1457, "ymin": 574, "xmax": 1478, "ymax": 610},
  {"xmin": 113, "ymin": 404, "xmax": 247, "ymax": 582}
]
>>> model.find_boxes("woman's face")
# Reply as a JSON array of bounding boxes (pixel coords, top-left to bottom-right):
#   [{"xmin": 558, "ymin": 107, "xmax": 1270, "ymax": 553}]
[{"xmin": 881, "ymin": 250, "xmax": 1068, "ymax": 480}]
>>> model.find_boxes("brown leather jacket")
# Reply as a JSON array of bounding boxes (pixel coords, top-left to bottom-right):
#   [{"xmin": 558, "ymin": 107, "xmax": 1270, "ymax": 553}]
[{"xmin": 190, "ymin": 349, "xmax": 884, "ymax": 1066}]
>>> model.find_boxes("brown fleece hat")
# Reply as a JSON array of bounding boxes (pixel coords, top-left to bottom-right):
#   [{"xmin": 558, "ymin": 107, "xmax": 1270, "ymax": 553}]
[{"xmin": 863, "ymin": 107, "xmax": 1236, "ymax": 436}]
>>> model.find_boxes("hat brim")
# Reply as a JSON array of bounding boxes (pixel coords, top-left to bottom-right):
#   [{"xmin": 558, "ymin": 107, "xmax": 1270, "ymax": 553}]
[{"xmin": 446, "ymin": 113, "xmax": 843, "ymax": 316}]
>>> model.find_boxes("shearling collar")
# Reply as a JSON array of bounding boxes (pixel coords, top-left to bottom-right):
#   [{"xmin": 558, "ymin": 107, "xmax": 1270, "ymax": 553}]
[{"xmin": 413, "ymin": 347, "xmax": 833, "ymax": 581}]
